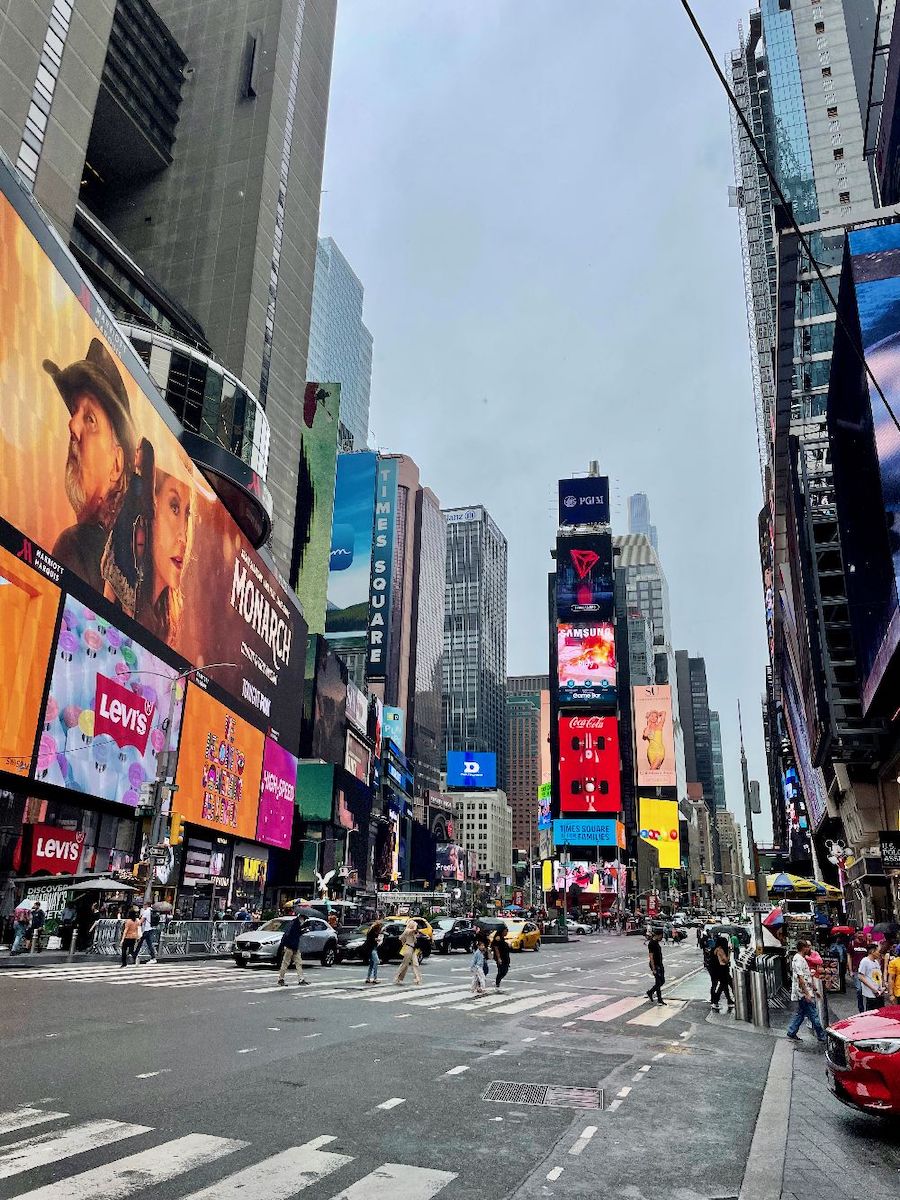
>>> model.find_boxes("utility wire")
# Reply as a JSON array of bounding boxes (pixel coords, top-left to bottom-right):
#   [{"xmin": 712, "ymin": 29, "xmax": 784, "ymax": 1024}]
[{"xmin": 679, "ymin": 0, "xmax": 900, "ymax": 439}]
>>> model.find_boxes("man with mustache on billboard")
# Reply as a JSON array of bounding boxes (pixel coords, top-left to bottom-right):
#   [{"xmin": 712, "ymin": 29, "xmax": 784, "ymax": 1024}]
[{"xmin": 43, "ymin": 339, "xmax": 135, "ymax": 594}]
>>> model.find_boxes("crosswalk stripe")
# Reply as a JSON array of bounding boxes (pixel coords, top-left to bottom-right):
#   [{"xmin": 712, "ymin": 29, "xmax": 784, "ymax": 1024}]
[
  {"xmin": 364, "ymin": 983, "xmax": 458, "ymax": 1004},
  {"xmin": 628, "ymin": 1001, "xmax": 686, "ymax": 1027},
  {"xmin": 0, "ymin": 1119, "xmax": 149, "ymax": 1179},
  {"xmin": 483, "ymin": 991, "xmax": 578, "ymax": 1015},
  {"xmin": 328, "ymin": 1161, "xmax": 457, "ymax": 1200},
  {"xmin": 0, "ymin": 1109, "xmax": 67, "ymax": 1136},
  {"xmin": 578, "ymin": 996, "xmax": 647, "ymax": 1023},
  {"xmin": 451, "ymin": 989, "xmax": 546, "ymax": 1012},
  {"xmin": 530, "ymin": 993, "xmax": 612, "ymax": 1018},
  {"xmin": 406, "ymin": 988, "xmax": 480, "ymax": 1007},
  {"xmin": 178, "ymin": 1135, "xmax": 353, "ymax": 1199},
  {"xmin": 12, "ymin": 1133, "xmax": 245, "ymax": 1200}
]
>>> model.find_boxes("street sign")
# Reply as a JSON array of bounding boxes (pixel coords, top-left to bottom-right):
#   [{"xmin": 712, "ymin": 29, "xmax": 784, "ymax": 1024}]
[
  {"xmin": 138, "ymin": 782, "xmax": 156, "ymax": 800},
  {"xmin": 748, "ymin": 902, "xmax": 770, "ymax": 912}
]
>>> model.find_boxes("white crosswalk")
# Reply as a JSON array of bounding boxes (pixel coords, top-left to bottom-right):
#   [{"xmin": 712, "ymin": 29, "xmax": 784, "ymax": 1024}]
[
  {"xmin": 0, "ymin": 962, "xmax": 361, "ymax": 992},
  {"xmin": 0, "ymin": 1108, "xmax": 458, "ymax": 1200}
]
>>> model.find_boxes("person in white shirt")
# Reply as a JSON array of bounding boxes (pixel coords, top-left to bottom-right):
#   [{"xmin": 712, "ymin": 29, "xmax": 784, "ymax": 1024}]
[
  {"xmin": 786, "ymin": 939, "xmax": 826, "ymax": 1044},
  {"xmin": 857, "ymin": 943, "xmax": 885, "ymax": 1011},
  {"xmin": 134, "ymin": 903, "xmax": 158, "ymax": 964}
]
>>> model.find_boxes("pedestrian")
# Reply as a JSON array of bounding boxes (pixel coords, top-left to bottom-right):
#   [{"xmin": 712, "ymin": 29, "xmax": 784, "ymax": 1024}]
[
  {"xmin": 646, "ymin": 929, "xmax": 666, "ymax": 1005},
  {"xmin": 119, "ymin": 909, "xmax": 140, "ymax": 967},
  {"xmin": 858, "ymin": 943, "xmax": 886, "ymax": 1010},
  {"xmin": 28, "ymin": 902, "xmax": 45, "ymax": 953},
  {"xmin": 786, "ymin": 939, "xmax": 827, "ymax": 1044},
  {"xmin": 696, "ymin": 924, "xmax": 705, "ymax": 951},
  {"xmin": 492, "ymin": 927, "xmax": 511, "ymax": 992},
  {"xmin": 710, "ymin": 936, "xmax": 735, "ymax": 1012},
  {"xmin": 394, "ymin": 919, "xmax": 423, "ymax": 985},
  {"xmin": 133, "ymin": 902, "xmax": 158, "ymax": 964},
  {"xmin": 887, "ymin": 943, "xmax": 900, "ymax": 1005},
  {"xmin": 276, "ymin": 913, "xmax": 309, "ymax": 986},
  {"xmin": 364, "ymin": 920, "xmax": 383, "ymax": 985},
  {"xmin": 470, "ymin": 936, "xmax": 488, "ymax": 996}
]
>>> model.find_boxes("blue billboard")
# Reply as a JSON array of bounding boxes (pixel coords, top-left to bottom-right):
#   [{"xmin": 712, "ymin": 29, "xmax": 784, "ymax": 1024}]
[
  {"xmin": 325, "ymin": 452, "xmax": 378, "ymax": 651},
  {"xmin": 368, "ymin": 457, "xmax": 399, "ymax": 678},
  {"xmin": 558, "ymin": 477, "xmax": 610, "ymax": 527},
  {"xmin": 447, "ymin": 751, "xmax": 497, "ymax": 789},
  {"xmin": 552, "ymin": 818, "xmax": 622, "ymax": 847}
]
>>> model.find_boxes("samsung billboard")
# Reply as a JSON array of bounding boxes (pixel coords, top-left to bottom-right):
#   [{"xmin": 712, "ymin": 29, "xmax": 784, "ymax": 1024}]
[
  {"xmin": 446, "ymin": 751, "xmax": 497, "ymax": 789},
  {"xmin": 558, "ymin": 477, "xmax": 610, "ymax": 528}
]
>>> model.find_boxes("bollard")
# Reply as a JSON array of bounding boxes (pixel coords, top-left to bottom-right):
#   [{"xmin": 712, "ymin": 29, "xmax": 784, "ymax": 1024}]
[
  {"xmin": 749, "ymin": 967, "xmax": 770, "ymax": 1028},
  {"xmin": 732, "ymin": 965, "xmax": 752, "ymax": 1023}
]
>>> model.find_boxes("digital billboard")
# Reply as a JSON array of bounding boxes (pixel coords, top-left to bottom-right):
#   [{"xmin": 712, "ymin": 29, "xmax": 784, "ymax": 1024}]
[
  {"xmin": 447, "ymin": 751, "xmax": 497, "ymax": 789},
  {"xmin": 345, "ymin": 680, "xmax": 368, "ymax": 734},
  {"xmin": 325, "ymin": 451, "xmax": 378, "ymax": 653},
  {"xmin": 537, "ymin": 781, "xmax": 552, "ymax": 830},
  {"xmin": 638, "ymin": 797, "xmax": 681, "ymax": 869},
  {"xmin": 310, "ymin": 637, "xmax": 348, "ymax": 765},
  {"xmin": 557, "ymin": 623, "xmax": 617, "ymax": 709},
  {"xmin": 0, "ymin": 539, "xmax": 60, "ymax": 776},
  {"xmin": 368, "ymin": 456, "xmax": 398, "ymax": 678},
  {"xmin": 552, "ymin": 818, "xmax": 624, "ymax": 847},
  {"xmin": 384, "ymin": 705, "xmax": 405, "ymax": 751},
  {"xmin": 295, "ymin": 761, "xmax": 334, "ymax": 822},
  {"xmin": 174, "ymin": 683, "xmax": 264, "ymax": 840},
  {"xmin": 290, "ymin": 382, "xmax": 340, "ymax": 637},
  {"xmin": 632, "ymin": 685, "xmax": 677, "ymax": 789},
  {"xmin": 435, "ymin": 843, "xmax": 465, "ymax": 881},
  {"xmin": 36, "ymin": 596, "xmax": 185, "ymax": 808},
  {"xmin": 556, "ymin": 532, "xmax": 613, "ymax": 621},
  {"xmin": 0, "ymin": 167, "xmax": 306, "ymax": 750},
  {"xmin": 558, "ymin": 476, "xmax": 610, "ymax": 527},
  {"xmin": 255, "ymin": 738, "xmax": 297, "ymax": 850},
  {"xmin": 557, "ymin": 715, "xmax": 620, "ymax": 813}
]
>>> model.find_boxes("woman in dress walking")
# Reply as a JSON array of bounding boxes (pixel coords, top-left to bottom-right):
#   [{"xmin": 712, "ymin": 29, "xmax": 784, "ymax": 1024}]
[{"xmin": 394, "ymin": 919, "xmax": 423, "ymax": 985}]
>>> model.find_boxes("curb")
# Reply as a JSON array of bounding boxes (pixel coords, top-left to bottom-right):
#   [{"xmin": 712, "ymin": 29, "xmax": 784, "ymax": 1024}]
[{"xmin": 738, "ymin": 1038, "xmax": 793, "ymax": 1200}]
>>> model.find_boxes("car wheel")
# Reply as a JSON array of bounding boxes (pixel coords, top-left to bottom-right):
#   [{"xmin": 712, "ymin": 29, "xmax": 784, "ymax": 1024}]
[
  {"xmin": 421, "ymin": 945, "xmax": 432, "ymax": 959},
  {"xmin": 440, "ymin": 942, "xmax": 450, "ymax": 954},
  {"xmin": 321, "ymin": 944, "xmax": 337, "ymax": 967},
  {"xmin": 534, "ymin": 939, "xmax": 541, "ymax": 952},
  {"xmin": 233, "ymin": 957, "xmax": 247, "ymax": 968}
]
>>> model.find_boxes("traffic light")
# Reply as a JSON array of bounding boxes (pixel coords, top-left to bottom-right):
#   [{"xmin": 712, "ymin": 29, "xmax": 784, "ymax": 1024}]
[{"xmin": 169, "ymin": 812, "xmax": 184, "ymax": 846}]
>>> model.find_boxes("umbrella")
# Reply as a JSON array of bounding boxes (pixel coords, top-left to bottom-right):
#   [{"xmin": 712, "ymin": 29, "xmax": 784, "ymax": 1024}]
[
  {"xmin": 831, "ymin": 925, "xmax": 855, "ymax": 935},
  {"xmin": 766, "ymin": 872, "xmax": 818, "ymax": 895},
  {"xmin": 873, "ymin": 921, "xmax": 899, "ymax": 936},
  {"xmin": 504, "ymin": 904, "xmax": 524, "ymax": 912},
  {"xmin": 762, "ymin": 908, "xmax": 784, "ymax": 928},
  {"xmin": 151, "ymin": 901, "xmax": 173, "ymax": 914},
  {"xmin": 67, "ymin": 878, "xmax": 139, "ymax": 894}
]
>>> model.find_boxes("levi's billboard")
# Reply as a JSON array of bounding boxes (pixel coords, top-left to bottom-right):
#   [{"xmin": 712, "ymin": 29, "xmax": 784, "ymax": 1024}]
[
  {"xmin": 557, "ymin": 714, "xmax": 621, "ymax": 813},
  {"xmin": 28, "ymin": 823, "xmax": 84, "ymax": 875},
  {"xmin": 0, "ymin": 159, "xmax": 305, "ymax": 751}
]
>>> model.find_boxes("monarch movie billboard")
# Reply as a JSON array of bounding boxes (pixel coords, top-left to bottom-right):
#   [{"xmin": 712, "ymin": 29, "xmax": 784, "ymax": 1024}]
[{"xmin": 632, "ymin": 685, "xmax": 676, "ymax": 789}]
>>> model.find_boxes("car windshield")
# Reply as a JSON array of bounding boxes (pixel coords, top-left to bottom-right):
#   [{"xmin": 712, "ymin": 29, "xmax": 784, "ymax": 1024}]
[
  {"xmin": 504, "ymin": 921, "xmax": 525, "ymax": 932},
  {"xmin": 434, "ymin": 918, "xmax": 457, "ymax": 930},
  {"xmin": 259, "ymin": 919, "xmax": 291, "ymax": 932}
]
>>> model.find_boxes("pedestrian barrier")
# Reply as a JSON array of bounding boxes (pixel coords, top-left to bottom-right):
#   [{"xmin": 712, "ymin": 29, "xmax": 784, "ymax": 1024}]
[
  {"xmin": 731, "ymin": 964, "xmax": 752, "ymax": 1022},
  {"xmin": 90, "ymin": 919, "xmax": 250, "ymax": 959}
]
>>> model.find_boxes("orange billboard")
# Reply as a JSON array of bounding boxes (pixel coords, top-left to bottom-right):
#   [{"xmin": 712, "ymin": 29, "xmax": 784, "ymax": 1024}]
[
  {"xmin": 174, "ymin": 684, "xmax": 264, "ymax": 840},
  {"xmin": 633, "ymin": 685, "xmax": 677, "ymax": 789},
  {"xmin": 0, "ymin": 543, "xmax": 60, "ymax": 775}
]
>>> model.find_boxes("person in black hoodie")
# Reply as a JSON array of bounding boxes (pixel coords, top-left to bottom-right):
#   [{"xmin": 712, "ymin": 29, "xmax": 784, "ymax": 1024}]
[
  {"xmin": 492, "ymin": 927, "xmax": 511, "ymax": 992},
  {"xmin": 277, "ymin": 915, "xmax": 310, "ymax": 986},
  {"xmin": 364, "ymin": 921, "xmax": 383, "ymax": 985}
]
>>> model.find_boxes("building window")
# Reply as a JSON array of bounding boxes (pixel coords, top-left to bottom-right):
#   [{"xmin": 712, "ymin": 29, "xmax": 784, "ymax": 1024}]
[
  {"xmin": 839, "ymin": 190, "xmax": 850, "ymax": 204},
  {"xmin": 815, "ymin": 20, "xmax": 824, "ymax": 33},
  {"xmin": 827, "ymin": 106, "xmax": 838, "ymax": 119},
  {"xmin": 16, "ymin": 0, "xmax": 74, "ymax": 185},
  {"xmin": 822, "ymin": 67, "xmax": 831, "ymax": 78},
  {"xmin": 833, "ymin": 147, "xmax": 843, "ymax": 161}
]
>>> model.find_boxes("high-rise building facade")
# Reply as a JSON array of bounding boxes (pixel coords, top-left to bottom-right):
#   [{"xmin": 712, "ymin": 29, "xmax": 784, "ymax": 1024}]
[
  {"xmin": 453, "ymin": 789, "xmax": 513, "ymax": 880},
  {"xmin": 408, "ymin": 485, "xmax": 446, "ymax": 798},
  {"xmin": 506, "ymin": 675, "xmax": 550, "ymax": 856},
  {"xmin": 710, "ymin": 710, "xmax": 727, "ymax": 812},
  {"xmin": 627, "ymin": 492, "xmax": 658, "ymax": 552},
  {"xmin": 443, "ymin": 506, "xmax": 509, "ymax": 788},
  {"xmin": 677, "ymin": 652, "xmax": 721, "ymax": 878},
  {"xmin": 307, "ymin": 237, "xmax": 373, "ymax": 451}
]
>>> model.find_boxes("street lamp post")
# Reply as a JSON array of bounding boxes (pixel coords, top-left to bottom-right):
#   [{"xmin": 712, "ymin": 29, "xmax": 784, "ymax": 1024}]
[{"xmin": 738, "ymin": 701, "xmax": 768, "ymax": 953}]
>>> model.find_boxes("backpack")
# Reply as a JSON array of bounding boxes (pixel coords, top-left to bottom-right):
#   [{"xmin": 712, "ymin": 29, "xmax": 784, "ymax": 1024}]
[{"xmin": 150, "ymin": 909, "xmax": 161, "ymax": 928}]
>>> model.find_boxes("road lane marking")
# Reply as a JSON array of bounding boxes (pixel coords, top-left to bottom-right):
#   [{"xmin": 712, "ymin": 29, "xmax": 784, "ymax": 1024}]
[
  {"xmin": 628, "ymin": 1001, "xmax": 686, "ymax": 1028},
  {"xmin": 349, "ymin": 1023, "xmax": 369, "ymax": 1029},
  {"xmin": 237, "ymin": 1047, "xmax": 257, "ymax": 1054},
  {"xmin": 0, "ymin": 1109, "xmax": 67, "ymax": 1136},
  {"xmin": 568, "ymin": 1125, "xmax": 597, "ymax": 1156},
  {"xmin": 134, "ymin": 1070, "xmax": 170, "ymax": 1079},
  {"xmin": 179, "ymin": 1136, "xmax": 352, "ymax": 1199},
  {"xmin": 606, "ymin": 1099, "xmax": 623, "ymax": 1112},
  {"xmin": 487, "ymin": 991, "xmax": 578, "ymax": 1015},
  {"xmin": 530, "ymin": 993, "xmax": 611, "ymax": 1018},
  {"xmin": 376, "ymin": 1098, "xmax": 406, "ymax": 1110},
  {"xmin": 522, "ymin": 1037, "xmax": 536, "ymax": 1043},
  {"xmin": 578, "ymin": 996, "xmax": 646, "ymax": 1023},
  {"xmin": 395, "ymin": 1013, "xmax": 412, "ymax": 1018},
  {"xmin": 638, "ymin": 1065, "xmax": 651, "ymax": 1073},
  {"xmin": 328, "ymin": 1162, "xmax": 457, "ymax": 1199},
  {"xmin": 0, "ymin": 1120, "xmax": 150, "ymax": 1179},
  {"xmin": 452, "ymin": 989, "xmax": 545, "ymax": 1012},
  {"xmin": 12, "ymin": 1134, "xmax": 245, "ymax": 1200},
  {"xmin": 617, "ymin": 1087, "xmax": 632, "ymax": 1098},
  {"xmin": 546, "ymin": 1166, "xmax": 564, "ymax": 1181},
  {"xmin": 444, "ymin": 1066, "xmax": 468, "ymax": 1076}
]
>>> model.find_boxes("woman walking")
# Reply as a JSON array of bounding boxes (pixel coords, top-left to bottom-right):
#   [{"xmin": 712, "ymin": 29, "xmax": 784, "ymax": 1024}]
[
  {"xmin": 394, "ymin": 919, "xmax": 423, "ymax": 985},
  {"xmin": 710, "ymin": 935, "xmax": 734, "ymax": 1012},
  {"xmin": 120, "ymin": 909, "xmax": 140, "ymax": 967},
  {"xmin": 471, "ymin": 936, "xmax": 489, "ymax": 997},
  {"xmin": 492, "ymin": 927, "xmax": 511, "ymax": 992},
  {"xmin": 364, "ymin": 921, "xmax": 382, "ymax": 985}
]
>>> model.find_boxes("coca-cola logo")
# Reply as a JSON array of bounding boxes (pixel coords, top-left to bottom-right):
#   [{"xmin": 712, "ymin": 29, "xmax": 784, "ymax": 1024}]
[
  {"xmin": 564, "ymin": 716, "xmax": 607, "ymax": 730},
  {"xmin": 94, "ymin": 674, "xmax": 156, "ymax": 755}
]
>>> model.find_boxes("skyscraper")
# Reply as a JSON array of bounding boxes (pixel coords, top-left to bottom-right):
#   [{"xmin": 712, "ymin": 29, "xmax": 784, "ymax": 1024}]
[
  {"xmin": 676, "ymin": 652, "xmax": 720, "ymax": 878},
  {"xmin": 627, "ymin": 492, "xmax": 658, "ymax": 552},
  {"xmin": 506, "ymin": 675, "xmax": 550, "ymax": 856},
  {"xmin": 443, "ymin": 506, "xmax": 508, "ymax": 788},
  {"xmin": 710, "ymin": 710, "xmax": 727, "ymax": 812},
  {"xmin": 307, "ymin": 237, "xmax": 374, "ymax": 451}
]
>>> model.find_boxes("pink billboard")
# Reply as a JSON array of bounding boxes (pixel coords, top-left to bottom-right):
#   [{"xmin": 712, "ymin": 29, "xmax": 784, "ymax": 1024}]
[{"xmin": 255, "ymin": 737, "xmax": 297, "ymax": 849}]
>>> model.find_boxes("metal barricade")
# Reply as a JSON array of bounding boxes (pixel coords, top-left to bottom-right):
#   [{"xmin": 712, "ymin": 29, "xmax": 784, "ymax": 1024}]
[
  {"xmin": 90, "ymin": 919, "xmax": 125, "ymax": 956},
  {"xmin": 89, "ymin": 918, "xmax": 250, "ymax": 959},
  {"xmin": 732, "ymin": 965, "xmax": 751, "ymax": 1022}
]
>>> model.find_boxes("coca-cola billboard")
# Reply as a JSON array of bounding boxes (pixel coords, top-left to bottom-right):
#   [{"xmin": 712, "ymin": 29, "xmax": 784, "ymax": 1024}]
[
  {"xmin": 29, "ymin": 823, "xmax": 84, "ymax": 874},
  {"xmin": 558, "ymin": 714, "xmax": 621, "ymax": 814}
]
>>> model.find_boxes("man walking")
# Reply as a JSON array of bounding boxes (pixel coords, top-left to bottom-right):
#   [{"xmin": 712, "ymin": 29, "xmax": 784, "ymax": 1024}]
[
  {"xmin": 858, "ymin": 942, "xmax": 886, "ymax": 1011},
  {"xmin": 135, "ymin": 903, "xmax": 157, "ymax": 964},
  {"xmin": 786, "ymin": 939, "xmax": 827, "ymax": 1044},
  {"xmin": 646, "ymin": 929, "xmax": 666, "ymax": 1005},
  {"xmin": 276, "ymin": 914, "xmax": 309, "ymax": 987}
]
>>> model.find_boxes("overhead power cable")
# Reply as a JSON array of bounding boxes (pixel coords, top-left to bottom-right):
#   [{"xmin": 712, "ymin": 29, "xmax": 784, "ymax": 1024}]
[{"xmin": 679, "ymin": 0, "xmax": 900, "ymax": 438}]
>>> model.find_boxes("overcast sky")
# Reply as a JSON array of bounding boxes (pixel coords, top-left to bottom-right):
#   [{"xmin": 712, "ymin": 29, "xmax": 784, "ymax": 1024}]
[{"xmin": 319, "ymin": 0, "xmax": 771, "ymax": 840}]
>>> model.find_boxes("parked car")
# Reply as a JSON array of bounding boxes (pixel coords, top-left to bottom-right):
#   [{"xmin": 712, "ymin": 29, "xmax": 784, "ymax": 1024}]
[
  {"xmin": 336, "ymin": 920, "xmax": 433, "ymax": 964},
  {"xmin": 825, "ymin": 1008, "xmax": 900, "ymax": 1115},
  {"xmin": 475, "ymin": 917, "xmax": 541, "ymax": 952},
  {"xmin": 567, "ymin": 920, "xmax": 592, "ymax": 935},
  {"xmin": 232, "ymin": 916, "xmax": 338, "ymax": 968},
  {"xmin": 706, "ymin": 923, "xmax": 752, "ymax": 948},
  {"xmin": 431, "ymin": 917, "xmax": 476, "ymax": 954}
]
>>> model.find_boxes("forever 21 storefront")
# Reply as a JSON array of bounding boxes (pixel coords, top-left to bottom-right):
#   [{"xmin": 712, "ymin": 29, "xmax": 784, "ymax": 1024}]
[{"xmin": 0, "ymin": 157, "xmax": 307, "ymax": 930}]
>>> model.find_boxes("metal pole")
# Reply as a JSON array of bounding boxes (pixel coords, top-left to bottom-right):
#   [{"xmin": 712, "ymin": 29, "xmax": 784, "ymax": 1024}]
[{"xmin": 738, "ymin": 701, "xmax": 767, "ymax": 955}]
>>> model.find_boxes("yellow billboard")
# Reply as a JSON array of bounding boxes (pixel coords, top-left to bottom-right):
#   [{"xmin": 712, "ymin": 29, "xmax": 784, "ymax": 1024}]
[{"xmin": 639, "ymin": 797, "xmax": 681, "ymax": 869}]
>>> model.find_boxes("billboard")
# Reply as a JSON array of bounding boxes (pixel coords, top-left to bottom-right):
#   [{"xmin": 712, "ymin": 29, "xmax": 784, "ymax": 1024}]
[
  {"xmin": 368, "ymin": 456, "xmax": 398, "ymax": 678},
  {"xmin": 310, "ymin": 638, "xmax": 348, "ymax": 765},
  {"xmin": 638, "ymin": 797, "xmax": 681, "ymax": 869},
  {"xmin": 345, "ymin": 680, "xmax": 368, "ymax": 734},
  {"xmin": 558, "ymin": 476, "xmax": 610, "ymax": 527},
  {"xmin": 174, "ymin": 683, "xmax": 265, "ymax": 840},
  {"xmin": 0, "ymin": 171, "xmax": 306, "ymax": 749},
  {"xmin": 325, "ymin": 451, "xmax": 378, "ymax": 652},
  {"xmin": 36, "ymin": 596, "xmax": 184, "ymax": 807},
  {"xmin": 384, "ymin": 705, "xmax": 405, "ymax": 751},
  {"xmin": 558, "ymin": 715, "xmax": 620, "ymax": 813},
  {"xmin": 255, "ymin": 738, "xmax": 297, "ymax": 850},
  {"xmin": 0, "ymin": 539, "xmax": 60, "ymax": 776},
  {"xmin": 345, "ymin": 730, "xmax": 371, "ymax": 784},
  {"xmin": 557, "ymin": 623, "xmax": 617, "ymax": 708},
  {"xmin": 290, "ymin": 382, "xmax": 340, "ymax": 637},
  {"xmin": 552, "ymin": 818, "xmax": 624, "ymax": 847},
  {"xmin": 632, "ymin": 685, "xmax": 677, "ymax": 789},
  {"xmin": 537, "ymin": 782, "xmax": 552, "ymax": 830},
  {"xmin": 447, "ymin": 751, "xmax": 497, "ymax": 789},
  {"xmin": 435, "ymin": 843, "xmax": 465, "ymax": 881},
  {"xmin": 556, "ymin": 533, "xmax": 613, "ymax": 621},
  {"xmin": 295, "ymin": 761, "xmax": 334, "ymax": 822}
]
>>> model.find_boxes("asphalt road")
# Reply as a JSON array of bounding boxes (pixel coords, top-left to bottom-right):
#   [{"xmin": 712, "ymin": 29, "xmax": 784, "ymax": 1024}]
[{"xmin": 0, "ymin": 934, "xmax": 773, "ymax": 1199}]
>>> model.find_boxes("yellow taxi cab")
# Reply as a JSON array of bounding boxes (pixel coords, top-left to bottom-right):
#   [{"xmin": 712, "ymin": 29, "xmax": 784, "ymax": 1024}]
[
  {"xmin": 384, "ymin": 914, "xmax": 434, "ymax": 940},
  {"xmin": 503, "ymin": 919, "xmax": 541, "ymax": 952}
]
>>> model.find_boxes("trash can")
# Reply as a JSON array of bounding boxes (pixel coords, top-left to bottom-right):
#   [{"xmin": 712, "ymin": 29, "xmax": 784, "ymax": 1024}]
[
  {"xmin": 749, "ymin": 967, "xmax": 770, "ymax": 1029},
  {"xmin": 732, "ymin": 965, "xmax": 751, "ymax": 1023}
]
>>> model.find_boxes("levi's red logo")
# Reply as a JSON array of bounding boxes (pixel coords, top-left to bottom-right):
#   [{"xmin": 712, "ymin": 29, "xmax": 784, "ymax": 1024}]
[
  {"xmin": 30, "ymin": 824, "xmax": 84, "ymax": 874},
  {"xmin": 570, "ymin": 549, "xmax": 600, "ymax": 579},
  {"xmin": 94, "ymin": 674, "xmax": 155, "ymax": 755}
]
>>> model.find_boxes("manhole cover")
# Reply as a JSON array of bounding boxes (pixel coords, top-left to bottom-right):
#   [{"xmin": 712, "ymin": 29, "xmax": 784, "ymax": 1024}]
[{"xmin": 482, "ymin": 1081, "xmax": 604, "ymax": 1110}]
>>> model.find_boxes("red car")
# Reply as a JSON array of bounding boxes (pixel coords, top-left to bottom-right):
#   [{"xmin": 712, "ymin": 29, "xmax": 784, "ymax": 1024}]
[{"xmin": 825, "ymin": 1007, "xmax": 900, "ymax": 1115}]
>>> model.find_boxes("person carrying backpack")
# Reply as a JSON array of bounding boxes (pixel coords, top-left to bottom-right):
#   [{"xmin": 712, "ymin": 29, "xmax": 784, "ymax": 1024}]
[{"xmin": 492, "ymin": 927, "xmax": 510, "ymax": 992}]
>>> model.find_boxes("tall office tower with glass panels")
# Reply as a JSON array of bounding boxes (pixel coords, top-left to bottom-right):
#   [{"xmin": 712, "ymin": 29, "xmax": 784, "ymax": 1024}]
[
  {"xmin": 627, "ymin": 492, "xmax": 658, "ymax": 552},
  {"xmin": 443, "ymin": 507, "xmax": 509, "ymax": 791},
  {"xmin": 676, "ymin": 652, "xmax": 721, "ymax": 878},
  {"xmin": 710, "ymin": 710, "xmax": 727, "ymax": 812},
  {"xmin": 307, "ymin": 237, "xmax": 374, "ymax": 452}
]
